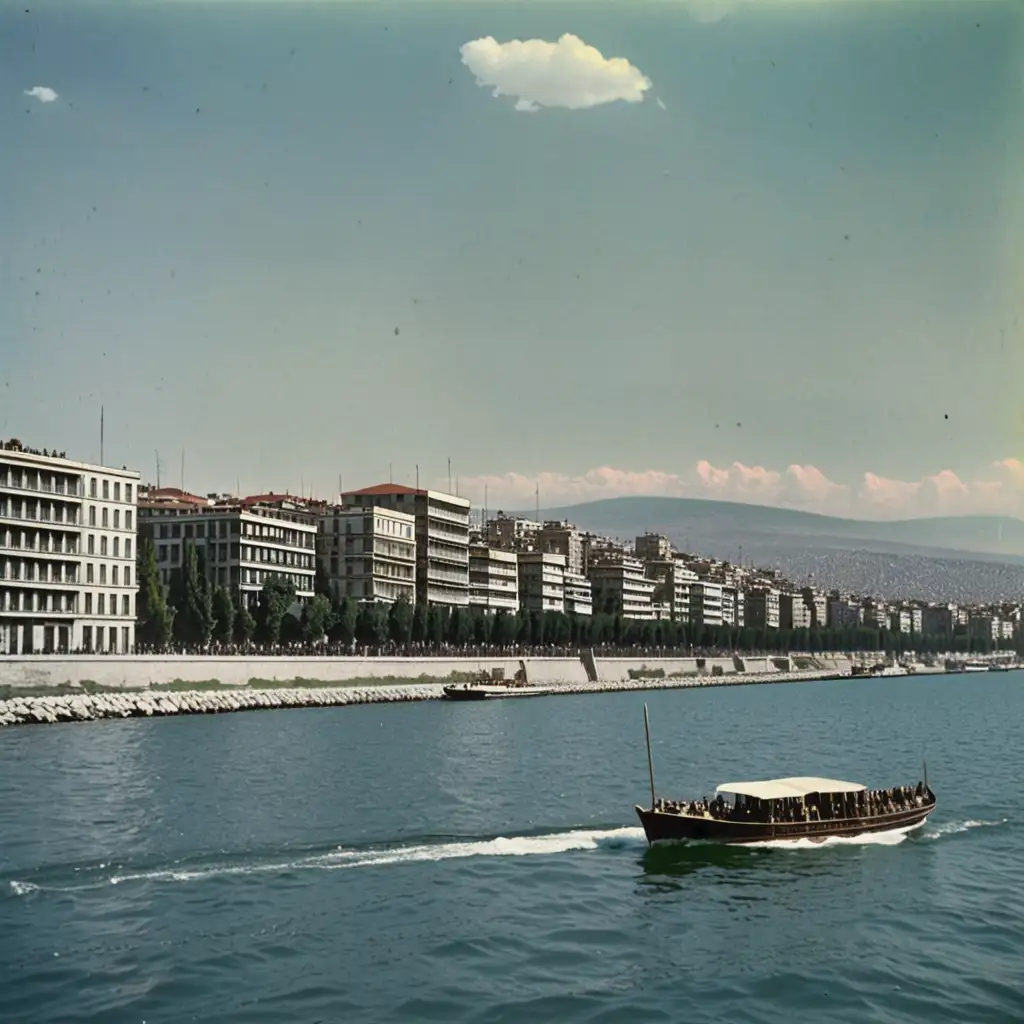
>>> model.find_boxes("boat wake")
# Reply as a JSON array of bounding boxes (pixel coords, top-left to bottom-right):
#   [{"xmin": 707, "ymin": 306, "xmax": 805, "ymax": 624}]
[
  {"xmin": 5, "ymin": 826, "xmax": 648, "ymax": 895},
  {"xmin": 745, "ymin": 819, "xmax": 927, "ymax": 849},
  {"xmin": 922, "ymin": 818, "xmax": 1009, "ymax": 840}
]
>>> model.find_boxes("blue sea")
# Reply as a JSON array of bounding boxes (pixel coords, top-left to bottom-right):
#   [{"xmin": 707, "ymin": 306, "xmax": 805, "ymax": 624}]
[{"xmin": 2, "ymin": 672, "xmax": 1022, "ymax": 1023}]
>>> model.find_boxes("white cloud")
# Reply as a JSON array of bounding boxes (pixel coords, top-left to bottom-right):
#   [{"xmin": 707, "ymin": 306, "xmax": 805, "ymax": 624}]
[
  {"xmin": 456, "ymin": 459, "xmax": 1024, "ymax": 520},
  {"xmin": 24, "ymin": 86, "xmax": 58, "ymax": 104},
  {"xmin": 459, "ymin": 33, "xmax": 652, "ymax": 113}
]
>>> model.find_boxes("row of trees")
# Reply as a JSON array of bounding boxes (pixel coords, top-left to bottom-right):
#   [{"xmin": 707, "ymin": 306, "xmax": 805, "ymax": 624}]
[{"xmin": 135, "ymin": 538, "xmax": 1022, "ymax": 655}]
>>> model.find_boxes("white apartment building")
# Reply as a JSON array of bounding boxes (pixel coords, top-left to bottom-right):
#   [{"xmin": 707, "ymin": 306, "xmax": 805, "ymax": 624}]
[
  {"xmin": 518, "ymin": 551, "xmax": 567, "ymax": 614},
  {"xmin": 342, "ymin": 485, "xmax": 471, "ymax": 607},
  {"xmin": 779, "ymin": 592, "xmax": 812, "ymax": 631},
  {"xmin": 722, "ymin": 584, "xmax": 745, "ymax": 629},
  {"xmin": 745, "ymin": 586, "xmax": 781, "ymax": 630},
  {"xmin": 563, "ymin": 571, "xmax": 593, "ymax": 617},
  {"xmin": 589, "ymin": 556, "xmax": 656, "ymax": 620},
  {"xmin": 689, "ymin": 581, "xmax": 725, "ymax": 628},
  {"xmin": 469, "ymin": 544, "xmax": 519, "ymax": 613},
  {"xmin": 139, "ymin": 491, "xmax": 317, "ymax": 609},
  {"xmin": 535, "ymin": 520, "xmax": 584, "ymax": 576},
  {"xmin": 0, "ymin": 442, "xmax": 139, "ymax": 653},
  {"xmin": 318, "ymin": 506, "xmax": 416, "ymax": 604},
  {"xmin": 647, "ymin": 559, "xmax": 698, "ymax": 622},
  {"xmin": 486, "ymin": 513, "xmax": 541, "ymax": 552}
]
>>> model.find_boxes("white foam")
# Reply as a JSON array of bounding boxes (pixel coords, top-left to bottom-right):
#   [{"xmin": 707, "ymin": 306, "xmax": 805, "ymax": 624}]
[
  {"xmin": 107, "ymin": 827, "xmax": 647, "ymax": 886},
  {"xmin": 745, "ymin": 819, "xmax": 927, "ymax": 849},
  {"xmin": 8, "ymin": 880, "xmax": 40, "ymax": 896},
  {"xmin": 922, "ymin": 818, "xmax": 1008, "ymax": 840}
]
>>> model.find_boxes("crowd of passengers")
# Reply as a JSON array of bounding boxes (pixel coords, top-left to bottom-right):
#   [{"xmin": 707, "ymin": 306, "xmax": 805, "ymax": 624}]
[{"xmin": 654, "ymin": 782, "xmax": 932, "ymax": 822}]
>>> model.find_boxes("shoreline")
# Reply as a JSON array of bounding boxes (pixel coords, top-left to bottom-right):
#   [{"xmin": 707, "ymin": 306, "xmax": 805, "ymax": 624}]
[{"xmin": 0, "ymin": 667, "xmax": 915, "ymax": 729}]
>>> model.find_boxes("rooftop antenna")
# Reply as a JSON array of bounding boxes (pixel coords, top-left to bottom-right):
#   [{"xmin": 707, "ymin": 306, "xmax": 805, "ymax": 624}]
[
  {"xmin": 415, "ymin": 464, "xmax": 419, "ymax": 490},
  {"xmin": 535, "ymin": 481, "xmax": 540, "ymax": 520},
  {"xmin": 154, "ymin": 449, "xmax": 162, "ymax": 489},
  {"xmin": 456, "ymin": 475, "xmax": 459, "ymax": 497},
  {"xmin": 448, "ymin": 457, "xmax": 452, "ymax": 494},
  {"xmin": 100, "ymin": 406, "xmax": 105, "ymax": 465},
  {"xmin": 338, "ymin": 473, "xmax": 343, "ymax": 504},
  {"xmin": 485, "ymin": 483, "xmax": 489, "ymax": 526}
]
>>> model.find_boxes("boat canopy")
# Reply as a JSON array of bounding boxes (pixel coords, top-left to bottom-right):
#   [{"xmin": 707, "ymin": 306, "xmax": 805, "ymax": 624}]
[{"xmin": 715, "ymin": 777, "xmax": 866, "ymax": 801}]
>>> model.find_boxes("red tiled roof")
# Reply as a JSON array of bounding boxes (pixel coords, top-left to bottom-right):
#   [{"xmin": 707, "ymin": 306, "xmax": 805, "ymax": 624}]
[
  {"xmin": 145, "ymin": 487, "xmax": 209, "ymax": 505},
  {"xmin": 346, "ymin": 483, "xmax": 424, "ymax": 496}
]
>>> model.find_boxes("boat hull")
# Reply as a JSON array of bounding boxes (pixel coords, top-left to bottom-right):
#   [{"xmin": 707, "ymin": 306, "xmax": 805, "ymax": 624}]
[
  {"xmin": 635, "ymin": 800, "xmax": 935, "ymax": 845},
  {"xmin": 442, "ymin": 685, "xmax": 552, "ymax": 701}
]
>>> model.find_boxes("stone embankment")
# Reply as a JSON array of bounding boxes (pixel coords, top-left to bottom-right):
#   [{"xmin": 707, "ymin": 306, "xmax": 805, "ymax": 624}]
[{"xmin": 0, "ymin": 669, "xmax": 843, "ymax": 729}]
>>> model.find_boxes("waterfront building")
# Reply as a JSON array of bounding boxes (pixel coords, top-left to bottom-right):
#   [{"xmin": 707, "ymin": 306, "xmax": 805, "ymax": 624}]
[
  {"xmin": 921, "ymin": 604, "xmax": 956, "ymax": 635},
  {"xmin": 588, "ymin": 555, "xmax": 656, "ymax": 620},
  {"xmin": 0, "ymin": 441, "xmax": 139, "ymax": 653},
  {"xmin": 517, "ymin": 551, "xmax": 566, "ymax": 614},
  {"xmin": 778, "ymin": 592, "xmax": 812, "ymax": 631},
  {"xmin": 688, "ymin": 581, "xmax": 724, "ymax": 629},
  {"xmin": 861, "ymin": 597, "xmax": 890, "ymax": 630},
  {"xmin": 469, "ymin": 544, "xmax": 519, "ymax": 613},
  {"xmin": 827, "ymin": 592, "xmax": 864, "ymax": 628},
  {"xmin": 138, "ymin": 490, "xmax": 317, "ymax": 609},
  {"xmin": 889, "ymin": 607, "xmax": 913, "ymax": 635},
  {"xmin": 563, "ymin": 571, "xmax": 593, "ymax": 617},
  {"xmin": 342, "ymin": 485, "xmax": 471, "ymax": 606},
  {"xmin": 318, "ymin": 506, "xmax": 416, "ymax": 604},
  {"xmin": 581, "ymin": 533, "xmax": 628, "ymax": 576},
  {"xmin": 722, "ymin": 584, "xmax": 745, "ymax": 629},
  {"xmin": 646, "ymin": 559, "xmax": 697, "ymax": 622},
  {"xmin": 485, "ymin": 513, "xmax": 541, "ymax": 553},
  {"xmin": 745, "ymin": 586, "xmax": 781, "ymax": 630},
  {"xmin": 535, "ymin": 520, "xmax": 584, "ymax": 576},
  {"xmin": 800, "ymin": 587, "xmax": 828, "ymax": 630},
  {"xmin": 634, "ymin": 533, "xmax": 672, "ymax": 562}
]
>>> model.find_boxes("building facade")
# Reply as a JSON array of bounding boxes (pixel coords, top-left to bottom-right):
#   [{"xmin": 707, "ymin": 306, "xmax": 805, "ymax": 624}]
[
  {"xmin": 588, "ymin": 556, "xmax": 656, "ymax": 620},
  {"xmin": 517, "ymin": 551, "xmax": 566, "ymax": 614},
  {"xmin": 342, "ymin": 485, "xmax": 471, "ymax": 606},
  {"xmin": 535, "ymin": 520, "xmax": 584, "ymax": 576},
  {"xmin": 744, "ymin": 586, "xmax": 781, "ymax": 630},
  {"xmin": 778, "ymin": 592, "xmax": 812, "ymax": 631},
  {"xmin": 469, "ymin": 544, "xmax": 519, "ymax": 613},
  {"xmin": 0, "ymin": 442, "xmax": 139, "ymax": 653},
  {"xmin": 688, "ymin": 581, "xmax": 724, "ymax": 629},
  {"xmin": 139, "ymin": 491, "xmax": 317, "ymax": 609},
  {"xmin": 563, "ymin": 571, "xmax": 593, "ymax": 617},
  {"xmin": 318, "ymin": 506, "xmax": 416, "ymax": 604}
]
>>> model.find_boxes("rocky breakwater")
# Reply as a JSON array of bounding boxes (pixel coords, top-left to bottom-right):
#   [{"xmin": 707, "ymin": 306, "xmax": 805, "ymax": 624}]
[{"xmin": 0, "ymin": 683, "xmax": 448, "ymax": 728}]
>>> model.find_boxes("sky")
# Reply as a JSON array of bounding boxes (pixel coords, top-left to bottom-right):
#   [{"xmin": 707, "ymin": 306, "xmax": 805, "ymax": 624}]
[{"xmin": 3, "ymin": 0, "xmax": 1023, "ymax": 522}]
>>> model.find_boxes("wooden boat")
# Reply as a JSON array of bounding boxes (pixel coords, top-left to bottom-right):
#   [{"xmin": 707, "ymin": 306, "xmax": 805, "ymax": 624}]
[
  {"xmin": 442, "ymin": 681, "xmax": 553, "ymax": 701},
  {"xmin": 634, "ymin": 704, "xmax": 936, "ymax": 845}
]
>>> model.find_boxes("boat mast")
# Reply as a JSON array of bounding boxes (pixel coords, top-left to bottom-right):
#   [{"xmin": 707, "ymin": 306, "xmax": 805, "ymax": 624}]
[
  {"xmin": 922, "ymin": 755, "xmax": 928, "ymax": 792},
  {"xmin": 643, "ymin": 702, "xmax": 656, "ymax": 810}
]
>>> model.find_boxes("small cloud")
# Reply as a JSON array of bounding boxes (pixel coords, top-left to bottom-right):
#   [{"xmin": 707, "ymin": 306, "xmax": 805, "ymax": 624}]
[
  {"xmin": 459, "ymin": 33, "xmax": 651, "ymax": 113},
  {"xmin": 24, "ymin": 85, "xmax": 58, "ymax": 103}
]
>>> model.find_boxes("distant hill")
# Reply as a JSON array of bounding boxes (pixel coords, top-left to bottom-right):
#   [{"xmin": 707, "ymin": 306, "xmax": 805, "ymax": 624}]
[{"xmin": 520, "ymin": 497, "xmax": 1024, "ymax": 603}]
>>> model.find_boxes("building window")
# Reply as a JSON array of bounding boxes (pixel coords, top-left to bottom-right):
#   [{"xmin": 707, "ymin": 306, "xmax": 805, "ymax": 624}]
[
  {"xmin": 90, "ymin": 478, "xmax": 97, "ymax": 498},
  {"xmin": 125, "ymin": 566, "xmax": 132, "ymax": 587},
  {"xmin": 102, "ymin": 508, "xmax": 109, "ymax": 529},
  {"xmin": 121, "ymin": 625, "xmax": 130, "ymax": 651},
  {"xmin": 113, "ymin": 510, "xmax": 120, "ymax": 529},
  {"xmin": 82, "ymin": 625, "xmax": 92, "ymax": 651},
  {"xmin": 159, "ymin": 524, "xmax": 168, "ymax": 539},
  {"xmin": 109, "ymin": 626, "xmax": 117, "ymax": 651},
  {"xmin": 102, "ymin": 481, "xmax": 109, "ymax": 500},
  {"xmin": 89, "ymin": 506, "xmax": 96, "ymax": 526},
  {"xmin": 88, "ymin": 535, "xmax": 95, "ymax": 555},
  {"xmin": 171, "ymin": 524, "xmax": 181, "ymax": 538},
  {"xmin": 87, "ymin": 564, "xmax": 94, "ymax": 583},
  {"xmin": 114, "ymin": 482, "xmax": 121, "ymax": 501},
  {"xmin": 126, "ymin": 539, "xmax": 132, "ymax": 559},
  {"xmin": 112, "ymin": 565, "xmax": 119, "ymax": 585},
  {"xmin": 85, "ymin": 593, "xmax": 93, "ymax": 615},
  {"xmin": 101, "ymin": 537, "xmax": 108, "ymax": 556},
  {"xmin": 159, "ymin": 544, "xmax": 167, "ymax": 561},
  {"xmin": 126, "ymin": 483, "xmax": 133, "ymax": 503},
  {"xmin": 171, "ymin": 543, "xmax": 180, "ymax": 563},
  {"xmin": 122, "ymin": 595, "xmax": 130, "ymax": 617},
  {"xmin": 113, "ymin": 537, "xmax": 120, "ymax": 557},
  {"xmin": 100, "ymin": 565, "xmax": 107, "ymax": 585},
  {"xmin": 197, "ymin": 523, "xmax": 205, "ymax": 539},
  {"xmin": 98, "ymin": 594, "xmax": 105, "ymax": 615}
]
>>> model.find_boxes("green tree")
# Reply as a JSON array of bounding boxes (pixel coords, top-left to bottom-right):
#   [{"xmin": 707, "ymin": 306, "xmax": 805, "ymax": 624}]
[
  {"xmin": 330, "ymin": 596, "xmax": 358, "ymax": 645},
  {"xmin": 211, "ymin": 585, "xmax": 235, "ymax": 643},
  {"xmin": 135, "ymin": 534, "xmax": 175, "ymax": 646},
  {"xmin": 175, "ymin": 541, "xmax": 214, "ymax": 645},
  {"xmin": 256, "ymin": 574, "xmax": 297, "ymax": 645},
  {"xmin": 234, "ymin": 599, "xmax": 256, "ymax": 643},
  {"xmin": 303, "ymin": 593, "xmax": 334, "ymax": 643},
  {"xmin": 388, "ymin": 595, "xmax": 415, "ymax": 646},
  {"xmin": 355, "ymin": 602, "xmax": 389, "ymax": 646},
  {"xmin": 411, "ymin": 601, "xmax": 429, "ymax": 644}
]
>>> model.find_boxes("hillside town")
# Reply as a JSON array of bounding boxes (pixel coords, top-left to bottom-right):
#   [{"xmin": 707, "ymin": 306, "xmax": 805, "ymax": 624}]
[{"xmin": 1, "ymin": 440, "xmax": 1021, "ymax": 655}]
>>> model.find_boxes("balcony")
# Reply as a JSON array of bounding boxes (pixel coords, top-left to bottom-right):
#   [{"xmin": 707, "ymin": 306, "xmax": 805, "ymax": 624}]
[{"xmin": 0, "ymin": 476, "xmax": 83, "ymax": 500}]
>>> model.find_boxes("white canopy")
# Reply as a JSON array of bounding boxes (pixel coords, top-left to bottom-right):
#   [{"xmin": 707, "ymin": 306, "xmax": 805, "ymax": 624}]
[{"xmin": 715, "ymin": 777, "xmax": 866, "ymax": 801}]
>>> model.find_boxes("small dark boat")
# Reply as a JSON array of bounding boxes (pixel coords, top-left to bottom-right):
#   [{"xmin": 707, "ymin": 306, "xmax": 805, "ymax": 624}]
[
  {"xmin": 634, "ymin": 704, "xmax": 936, "ymax": 845},
  {"xmin": 442, "ymin": 681, "xmax": 553, "ymax": 701}
]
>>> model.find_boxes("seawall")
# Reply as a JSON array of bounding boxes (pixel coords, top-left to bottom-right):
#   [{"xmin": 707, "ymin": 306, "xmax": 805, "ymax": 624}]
[{"xmin": 0, "ymin": 653, "xmax": 859, "ymax": 694}]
